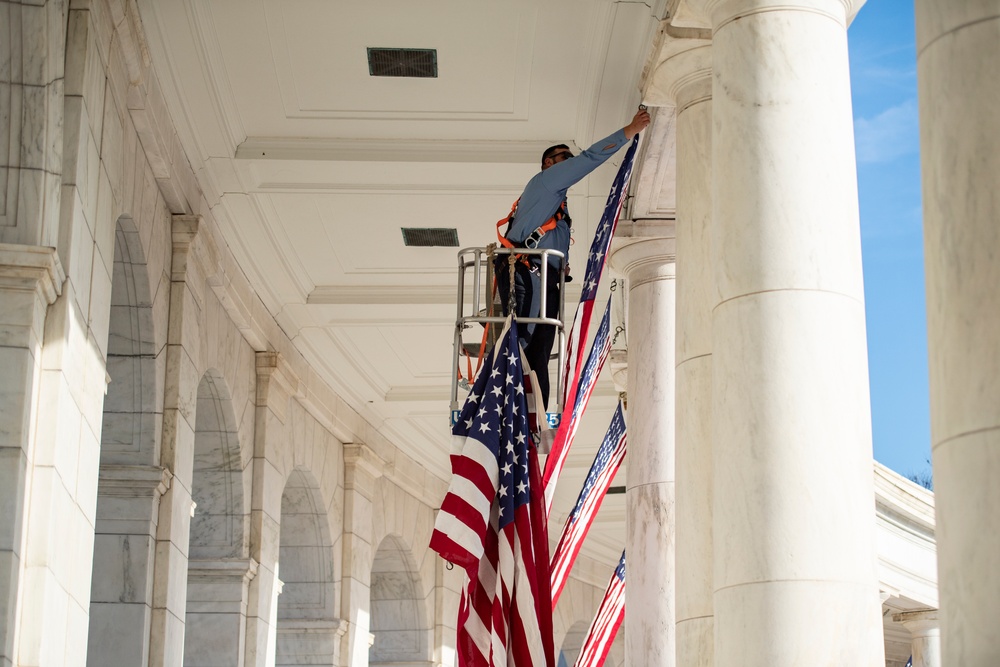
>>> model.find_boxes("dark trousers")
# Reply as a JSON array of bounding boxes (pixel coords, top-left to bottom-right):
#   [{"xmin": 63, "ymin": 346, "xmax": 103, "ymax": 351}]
[{"xmin": 495, "ymin": 259, "xmax": 559, "ymax": 409}]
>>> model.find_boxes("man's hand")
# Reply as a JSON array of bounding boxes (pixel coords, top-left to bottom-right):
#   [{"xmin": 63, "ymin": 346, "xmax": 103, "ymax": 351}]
[{"xmin": 624, "ymin": 108, "xmax": 651, "ymax": 139}]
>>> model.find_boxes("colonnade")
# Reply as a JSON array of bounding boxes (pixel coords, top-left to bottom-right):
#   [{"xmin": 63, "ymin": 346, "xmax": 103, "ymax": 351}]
[{"xmin": 612, "ymin": 0, "xmax": 999, "ymax": 664}]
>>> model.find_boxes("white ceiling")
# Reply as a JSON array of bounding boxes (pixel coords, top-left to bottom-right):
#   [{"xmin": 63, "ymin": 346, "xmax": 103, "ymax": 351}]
[{"xmin": 137, "ymin": 0, "xmax": 675, "ymax": 566}]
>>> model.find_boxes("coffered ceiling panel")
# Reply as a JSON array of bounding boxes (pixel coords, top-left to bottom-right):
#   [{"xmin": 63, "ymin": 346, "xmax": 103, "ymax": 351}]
[{"xmin": 137, "ymin": 0, "xmax": 670, "ymax": 569}]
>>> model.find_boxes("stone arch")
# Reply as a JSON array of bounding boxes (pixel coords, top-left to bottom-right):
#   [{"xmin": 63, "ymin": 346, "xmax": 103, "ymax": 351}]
[
  {"xmin": 558, "ymin": 619, "xmax": 590, "ymax": 667},
  {"xmin": 557, "ymin": 617, "xmax": 623, "ymax": 667},
  {"xmin": 100, "ymin": 215, "xmax": 158, "ymax": 465},
  {"xmin": 274, "ymin": 468, "xmax": 338, "ymax": 666},
  {"xmin": 183, "ymin": 370, "xmax": 254, "ymax": 667},
  {"xmin": 87, "ymin": 215, "xmax": 162, "ymax": 667},
  {"xmin": 369, "ymin": 534, "xmax": 432, "ymax": 665},
  {"xmin": 189, "ymin": 370, "xmax": 247, "ymax": 559}
]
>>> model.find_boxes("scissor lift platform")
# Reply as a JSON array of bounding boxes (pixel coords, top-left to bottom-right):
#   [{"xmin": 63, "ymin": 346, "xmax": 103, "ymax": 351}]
[{"xmin": 450, "ymin": 245, "xmax": 566, "ymax": 430}]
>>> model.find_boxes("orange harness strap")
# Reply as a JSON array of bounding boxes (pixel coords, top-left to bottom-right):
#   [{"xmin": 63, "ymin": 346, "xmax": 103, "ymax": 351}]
[{"xmin": 495, "ymin": 199, "xmax": 565, "ymax": 262}]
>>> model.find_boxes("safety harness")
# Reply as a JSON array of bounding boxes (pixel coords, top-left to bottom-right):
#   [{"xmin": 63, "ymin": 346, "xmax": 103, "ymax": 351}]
[{"xmin": 495, "ymin": 198, "xmax": 571, "ymax": 268}]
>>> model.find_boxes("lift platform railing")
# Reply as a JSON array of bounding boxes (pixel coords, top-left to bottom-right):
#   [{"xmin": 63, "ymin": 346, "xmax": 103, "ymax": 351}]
[{"xmin": 451, "ymin": 246, "xmax": 566, "ymax": 430}]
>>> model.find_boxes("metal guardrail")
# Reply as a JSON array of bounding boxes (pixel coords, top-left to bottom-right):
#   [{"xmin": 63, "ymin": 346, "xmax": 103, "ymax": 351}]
[{"xmin": 450, "ymin": 246, "xmax": 566, "ymax": 428}]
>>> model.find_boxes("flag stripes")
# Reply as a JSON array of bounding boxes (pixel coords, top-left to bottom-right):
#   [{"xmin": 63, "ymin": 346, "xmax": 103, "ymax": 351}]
[
  {"xmin": 550, "ymin": 402, "xmax": 627, "ymax": 606},
  {"xmin": 542, "ymin": 298, "xmax": 614, "ymax": 513},
  {"xmin": 546, "ymin": 136, "xmax": 638, "ymax": 507},
  {"xmin": 575, "ymin": 551, "xmax": 626, "ymax": 667},
  {"xmin": 430, "ymin": 317, "xmax": 554, "ymax": 667}
]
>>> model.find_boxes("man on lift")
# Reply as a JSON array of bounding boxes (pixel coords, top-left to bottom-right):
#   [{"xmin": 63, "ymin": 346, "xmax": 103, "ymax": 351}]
[{"xmin": 497, "ymin": 109, "xmax": 651, "ymax": 408}]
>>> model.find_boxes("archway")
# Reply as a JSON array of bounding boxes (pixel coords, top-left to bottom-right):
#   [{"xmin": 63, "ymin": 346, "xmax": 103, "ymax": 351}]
[
  {"xmin": 87, "ymin": 216, "xmax": 160, "ymax": 666},
  {"xmin": 274, "ymin": 468, "xmax": 337, "ymax": 666},
  {"xmin": 369, "ymin": 534, "xmax": 431, "ymax": 665},
  {"xmin": 183, "ymin": 371, "xmax": 252, "ymax": 666}
]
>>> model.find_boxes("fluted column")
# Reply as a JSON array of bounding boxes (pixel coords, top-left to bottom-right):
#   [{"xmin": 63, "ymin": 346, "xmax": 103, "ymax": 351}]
[
  {"xmin": 648, "ymin": 38, "xmax": 715, "ymax": 667},
  {"xmin": 683, "ymin": 0, "xmax": 883, "ymax": 664},
  {"xmin": 894, "ymin": 610, "xmax": 941, "ymax": 667},
  {"xmin": 610, "ymin": 230, "xmax": 676, "ymax": 666},
  {"xmin": 915, "ymin": 3, "xmax": 1000, "ymax": 664}
]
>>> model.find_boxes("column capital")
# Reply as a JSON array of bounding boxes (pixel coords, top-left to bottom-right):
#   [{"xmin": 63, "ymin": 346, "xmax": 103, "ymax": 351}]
[
  {"xmin": 645, "ymin": 37, "xmax": 712, "ymax": 110},
  {"xmin": 684, "ymin": 0, "xmax": 865, "ymax": 30},
  {"xmin": 610, "ymin": 233, "xmax": 676, "ymax": 286},
  {"xmin": 343, "ymin": 443, "xmax": 386, "ymax": 496},
  {"xmin": 892, "ymin": 609, "xmax": 940, "ymax": 639},
  {"xmin": 97, "ymin": 464, "xmax": 173, "ymax": 499},
  {"xmin": 0, "ymin": 244, "xmax": 65, "ymax": 305},
  {"xmin": 255, "ymin": 351, "xmax": 301, "ymax": 421},
  {"xmin": 0, "ymin": 245, "xmax": 66, "ymax": 348},
  {"xmin": 186, "ymin": 557, "xmax": 260, "ymax": 586}
]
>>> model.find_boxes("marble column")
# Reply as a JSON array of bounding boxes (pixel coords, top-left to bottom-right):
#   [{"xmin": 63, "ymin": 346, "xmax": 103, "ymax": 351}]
[
  {"xmin": 610, "ymin": 229, "xmax": 676, "ymax": 666},
  {"xmin": 649, "ymin": 38, "xmax": 715, "ymax": 667},
  {"xmin": 684, "ymin": 0, "xmax": 884, "ymax": 664},
  {"xmin": 148, "ymin": 215, "xmax": 206, "ymax": 667},
  {"xmin": 340, "ymin": 443, "xmax": 385, "ymax": 667},
  {"xmin": 914, "ymin": 3, "xmax": 1000, "ymax": 664},
  {"xmin": 244, "ymin": 352, "xmax": 298, "ymax": 667},
  {"xmin": 893, "ymin": 610, "xmax": 941, "ymax": 667},
  {"xmin": 0, "ymin": 245, "xmax": 63, "ymax": 667}
]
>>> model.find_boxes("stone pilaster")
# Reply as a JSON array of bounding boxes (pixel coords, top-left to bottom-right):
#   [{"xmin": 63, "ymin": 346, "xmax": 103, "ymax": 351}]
[
  {"xmin": 915, "ymin": 2, "xmax": 1000, "ymax": 664},
  {"xmin": 87, "ymin": 465, "xmax": 172, "ymax": 667},
  {"xmin": 0, "ymin": 245, "xmax": 63, "ymax": 667},
  {"xmin": 893, "ymin": 610, "xmax": 941, "ymax": 667},
  {"xmin": 648, "ymin": 36, "xmax": 715, "ymax": 667},
  {"xmin": 681, "ymin": 0, "xmax": 883, "ymax": 664},
  {"xmin": 148, "ymin": 215, "xmax": 205, "ymax": 667},
  {"xmin": 184, "ymin": 558, "xmax": 258, "ymax": 667},
  {"xmin": 0, "ymin": 1, "xmax": 66, "ymax": 250},
  {"xmin": 340, "ymin": 443, "xmax": 385, "ymax": 667},
  {"xmin": 244, "ymin": 351, "xmax": 298, "ymax": 667},
  {"xmin": 609, "ymin": 226, "xmax": 676, "ymax": 666}
]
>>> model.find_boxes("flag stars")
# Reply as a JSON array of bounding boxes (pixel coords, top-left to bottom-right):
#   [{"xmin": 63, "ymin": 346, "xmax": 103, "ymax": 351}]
[
  {"xmin": 478, "ymin": 422, "xmax": 491, "ymax": 434},
  {"xmin": 517, "ymin": 480, "xmax": 528, "ymax": 495}
]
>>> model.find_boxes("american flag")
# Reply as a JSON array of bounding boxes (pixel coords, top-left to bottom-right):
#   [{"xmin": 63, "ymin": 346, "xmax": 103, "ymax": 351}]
[
  {"xmin": 548, "ymin": 136, "xmax": 638, "ymax": 504},
  {"xmin": 575, "ymin": 551, "xmax": 626, "ymax": 667},
  {"xmin": 429, "ymin": 317, "xmax": 554, "ymax": 667},
  {"xmin": 550, "ymin": 401, "xmax": 627, "ymax": 606},
  {"xmin": 542, "ymin": 297, "xmax": 613, "ymax": 513}
]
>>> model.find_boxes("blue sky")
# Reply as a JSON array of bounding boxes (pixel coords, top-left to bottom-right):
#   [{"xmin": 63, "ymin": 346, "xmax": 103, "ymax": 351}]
[{"xmin": 847, "ymin": 1, "xmax": 929, "ymax": 479}]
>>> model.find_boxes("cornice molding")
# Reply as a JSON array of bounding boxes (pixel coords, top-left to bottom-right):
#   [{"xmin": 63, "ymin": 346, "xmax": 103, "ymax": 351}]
[{"xmin": 0, "ymin": 244, "xmax": 66, "ymax": 305}]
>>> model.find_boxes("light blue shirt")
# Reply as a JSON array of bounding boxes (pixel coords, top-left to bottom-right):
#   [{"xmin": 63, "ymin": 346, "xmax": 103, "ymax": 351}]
[{"xmin": 506, "ymin": 129, "xmax": 629, "ymax": 269}]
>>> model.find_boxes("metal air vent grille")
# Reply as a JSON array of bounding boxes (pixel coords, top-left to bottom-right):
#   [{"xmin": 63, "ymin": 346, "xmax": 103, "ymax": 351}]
[
  {"xmin": 401, "ymin": 227, "xmax": 458, "ymax": 247},
  {"xmin": 367, "ymin": 48, "xmax": 438, "ymax": 78}
]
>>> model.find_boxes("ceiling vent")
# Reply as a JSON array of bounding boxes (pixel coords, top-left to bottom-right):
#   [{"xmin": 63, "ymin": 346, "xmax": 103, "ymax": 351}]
[
  {"xmin": 401, "ymin": 227, "xmax": 458, "ymax": 247},
  {"xmin": 368, "ymin": 48, "xmax": 438, "ymax": 78}
]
